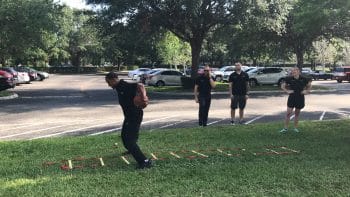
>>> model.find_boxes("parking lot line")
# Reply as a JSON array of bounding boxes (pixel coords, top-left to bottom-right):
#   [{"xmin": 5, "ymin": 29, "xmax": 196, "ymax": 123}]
[
  {"xmin": 90, "ymin": 115, "xmax": 179, "ymax": 136},
  {"xmin": 245, "ymin": 115, "xmax": 264, "ymax": 125},
  {"xmin": 207, "ymin": 118, "xmax": 226, "ymax": 126},
  {"xmin": 290, "ymin": 114, "xmax": 295, "ymax": 120},
  {"xmin": 319, "ymin": 111, "xmax": 326, "ymax": 121},
  {"xmin": 0, "ymin": 125, "xmax": 72, "ymax": 139},
  {"xmin": 159, "ymin": 120, "xmax": 191, "ymax": 129},
  {"xmin": 30, "ymin": 122, "xmax": 119, "ymax": 140}
]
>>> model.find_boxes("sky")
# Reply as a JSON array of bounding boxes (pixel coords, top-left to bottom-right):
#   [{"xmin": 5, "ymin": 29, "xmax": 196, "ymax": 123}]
[{"xmin": 55, "ymin": 0, "xmax": 91, "ymax": 10}]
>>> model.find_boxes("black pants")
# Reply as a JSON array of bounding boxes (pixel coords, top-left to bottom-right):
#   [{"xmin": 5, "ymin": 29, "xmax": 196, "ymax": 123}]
[
  {"xmin": 198, "ymin": 96, "xmax": 211, "ymax": 126},
  {"xmin": 121, "ymin": 108, "xmax": 147, "ymax": 165}
]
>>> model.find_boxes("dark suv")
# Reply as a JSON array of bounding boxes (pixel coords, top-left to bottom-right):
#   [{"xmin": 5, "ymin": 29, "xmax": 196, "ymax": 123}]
[{"xmin": 333, "ymin": 66, "xmax": 350, "ymax": 83}]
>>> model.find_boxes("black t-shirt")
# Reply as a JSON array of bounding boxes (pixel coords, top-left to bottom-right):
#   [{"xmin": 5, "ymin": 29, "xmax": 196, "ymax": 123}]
[
  {"xmin": 195, "ymin": 75, "xmax": 212, "ymax": 97},
  {"xmin": 285, "ymin": 75, "xmax": 311, "ymax": 95},
  {"xmin": 229, "ymin": 71, "xmax": 249, "ymax": 95},
  {"xmin": 114, "ymin": 79, "xmax": 137, "ymax": 111}
]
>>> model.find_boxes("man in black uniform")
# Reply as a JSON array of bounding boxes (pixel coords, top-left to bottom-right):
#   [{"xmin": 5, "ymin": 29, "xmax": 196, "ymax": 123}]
[
  {"xmin": 105, "ymin": 72, "xmax": 152, "ymax": 169},
  {"xmin": 194, "ymin": 65, "xmax": 216, "ymax": 127},
  {"xmin": 280, "ymin": 67, "xmax": 312, "ymax": 133},
  {"xmin": 228, "ymin": 62, "xmax": 250, "ymax": 124}
]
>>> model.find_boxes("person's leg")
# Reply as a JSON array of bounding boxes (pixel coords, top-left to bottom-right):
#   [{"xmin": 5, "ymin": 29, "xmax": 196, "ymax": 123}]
[
  {"xmin": 203, "ymin": 97, "xmax": 211, "ymax": 126},
  {"xmin": 198, "ymin": 97, "xmax": 204, "ymax": 126},
  {"xmin": 238, "ymin": 96, "xmax": 247, "ymax": 123},
  {"xmin": 231, "ymin": 96, "xmax": 238, "ymax": 124},
  {"xmin": 284, "ymin": 107, "xmax": 294, "ymax": 129},
  {"xmin": 123, "ymin": 110, "xmax": 147, "ymax": 165},
  {"xmin": 293, "ymin": 95, "xmax": 304, "ymax": 131},
  {"xmin": 294, "ymin": 108, "xmax": 301, "ymax": 128}
]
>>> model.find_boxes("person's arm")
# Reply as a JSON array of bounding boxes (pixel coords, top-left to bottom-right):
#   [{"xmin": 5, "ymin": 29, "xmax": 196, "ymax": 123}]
[
  {"xmin": 229, "ymin": 82, "xmax": 233, "ymax": 98},
  {"xmin": 245, "ymin": 81, "xmax": 250, "ymax": 99},
  {"xmin": 209, "ymin": 78, "xmax": 216, "ymax": 88},
  {"xmin": 302, "ymin": 81, "xmax": 312, "ymax": 95},
  {"xmin": 194, "ymin": 84, "xmax": 199, "ymax": 103},
  {"xmin": 281, "ymin": 81, "xmax": 293, "ymax": 94}
]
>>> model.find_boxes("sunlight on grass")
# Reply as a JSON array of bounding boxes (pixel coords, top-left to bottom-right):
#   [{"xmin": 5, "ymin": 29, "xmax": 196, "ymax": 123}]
[{"xmin": 1, "ymin": 177, "xmax": 49, "ymax": 189}]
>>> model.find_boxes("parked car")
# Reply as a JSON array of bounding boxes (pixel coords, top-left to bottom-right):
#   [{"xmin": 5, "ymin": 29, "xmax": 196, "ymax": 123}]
[
  {"xmin": 128, "ymin": 68, "xmax": 151, "ymax": 79},
  {"xmin": 333, "ymin": 66, "xmax": 350, "ymax": 83},
  {"xmin": 212, "ymin": 66, "xmax": 235, "ymax": 82},
  {"xmin": 247, "ymin": 67, "xmax": 288, "ymax": 86},
  {"xmin": 222, "ymin": 65, "xmax": 250, "ymax": 82},
  {"xmin": 15, "ymin": 67, "xmax": 38, "ymax": 81},
  {"xmin": 301, "ymin": 68, "xmax": 313, "ymax": 77},
  {"xmin": 0, "ymin": 70, "xmax": 15, "ymax": 91},
  {"xmin": 146, "ymin": 69, "xmax": 184, "ymax": 87},
  {"xmin": 35, "ymin": 70, "xmax": 49, "ymax": 81},
  {"xmin": 0, "ymin": 67, "xmax": 18, "ymax": 84},
  {"xmin": 17, "ymin": 71, "xmax": 31, "ymax": 84},
  {"xmin": 135, "ymin": 68, "xmax": 168, "ymax": 83},
  {"xmin": 311, "ymin": 70, "xmax": 333, "ymax": 80}
]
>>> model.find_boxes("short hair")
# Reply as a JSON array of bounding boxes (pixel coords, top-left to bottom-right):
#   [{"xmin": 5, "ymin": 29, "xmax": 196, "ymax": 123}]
[
  {"xmin": 105, "ymin": 72, "xmax": 118, "ymax": 80},
  {"xmin": 235, "ymin": 62, "xmax": 242, "ymax": 66}
]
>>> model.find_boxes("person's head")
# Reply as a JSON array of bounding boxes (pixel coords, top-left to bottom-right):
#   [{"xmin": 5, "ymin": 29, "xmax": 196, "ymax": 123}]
[
  {"xmin": 235, "ymin": 62, "xmax": 242, "ymax": 72},
  {"xmin": 105, "ymin": 72, "xmax": 119, "ymax": 88},
  {"xmin": 203, "ymin": 65, "xmax": 211, "ymax": 78},
  {"xmin": 291, "ymin": 67, "xmax": 300, "ymax": 77}
]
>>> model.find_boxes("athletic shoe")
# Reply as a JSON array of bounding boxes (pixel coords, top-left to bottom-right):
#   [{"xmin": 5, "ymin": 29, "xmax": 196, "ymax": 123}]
[
  {"xmin": 238, "ymin": 120, "xmax": 245, "ymax": 125},
  {"xmin": 293, "ymin": 128, "xmax": 300, "ymax": 133},
  {"xmin": 137, "ymin": 159, "xmax": 153, "ymax": 169},
  {"xmin": 279, "ymin": 128, "xmax": 288, "ymax": 133},
  {"xmin": 230, "ymin": 120, "xmax": 235, "ymax": 125}
]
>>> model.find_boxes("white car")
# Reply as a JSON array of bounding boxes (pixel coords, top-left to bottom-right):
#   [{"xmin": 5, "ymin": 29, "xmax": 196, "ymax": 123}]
[
  {"xmin": 212, "ymin": 66, "xmax": 235, "ymax": 82},
  {"xmin": 247, "ymin": 67, "xmax": 288, "ymax": 86},
  {"xmin": 135, "ymin": 68, "xmax": 167, "ymax": 83},
  {"xmin": 222, "ymin": 65, "xmax": 251, "ymax": 82},
  {"xmin": 17, "ymin": 72, "xmax": 30, "ymax": 84},
  {"xmin": 128, "ymin": 68, "xmax": 151, "ymax": 79},
  {"xmin": 146, "ymin": 69, "xmax": 184, "ymax": 87}
]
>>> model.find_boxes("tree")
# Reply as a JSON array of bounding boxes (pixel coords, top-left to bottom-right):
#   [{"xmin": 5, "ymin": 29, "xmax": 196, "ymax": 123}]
[
  {"xmin": 156, "ymin": 31, "xmax": 191, "ymax": 67},
  {"xmin": 279, "ymin": 0, "xmax": 350, "ymax": 69},
  {"xmin": 87, "ymin": 0, "xmax": 250, "ymax": 78},
  {"xmin": 0, "ymin": 0, "xmax": 60, "ymax": 65}
]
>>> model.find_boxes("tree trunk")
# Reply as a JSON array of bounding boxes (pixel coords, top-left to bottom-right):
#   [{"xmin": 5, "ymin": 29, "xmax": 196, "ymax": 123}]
[
  {"xmin": 295, "ymin": 48, "xmax": 304, "ymax": 70},
  {"xmin": 190, "ymin": 38, "xmax": 203, "ymax": 79}
]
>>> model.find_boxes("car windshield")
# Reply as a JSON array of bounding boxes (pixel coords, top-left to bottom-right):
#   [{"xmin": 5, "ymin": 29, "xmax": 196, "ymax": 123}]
[
  {"xmin": 334, "ymin": 67, "xmax": 344, "ymax": 72},
  {"xmin": 247, "ymin": 68, "xmax": 259, "ymax": 73}
]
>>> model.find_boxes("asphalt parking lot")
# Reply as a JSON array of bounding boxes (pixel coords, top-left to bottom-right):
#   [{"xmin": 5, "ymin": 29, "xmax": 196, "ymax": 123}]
[{"xmin": 0, "ymin": 74, "xmax": 349, "ymax": 141}]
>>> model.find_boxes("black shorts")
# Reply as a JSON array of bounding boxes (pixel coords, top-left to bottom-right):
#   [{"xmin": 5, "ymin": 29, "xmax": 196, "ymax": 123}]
[
  {"xmin": 231, "ymin": 95, "xmax": 246, "ymax": 110},
  {"xmin": 287, "ymin": 94, "xmax": 305, "ymax": 109}
]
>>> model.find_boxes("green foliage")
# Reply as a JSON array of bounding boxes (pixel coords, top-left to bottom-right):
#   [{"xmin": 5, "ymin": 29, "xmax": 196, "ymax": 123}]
[{"xmin": 156, "ymin": 31, "xmax": 191, "ymax": 66}]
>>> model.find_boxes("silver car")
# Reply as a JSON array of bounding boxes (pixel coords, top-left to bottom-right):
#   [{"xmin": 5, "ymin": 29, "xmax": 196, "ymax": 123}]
[{"xmin": 146, "ymin": 69, "xmax": 184, "ymax": 87}]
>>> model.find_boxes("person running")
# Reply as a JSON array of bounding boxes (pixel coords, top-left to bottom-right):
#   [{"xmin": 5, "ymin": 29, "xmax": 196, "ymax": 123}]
[
  {"xmin": 105, "ymin": 72, "xmax": 152, "ymax": 169},
  {"xmin": 194, "ymin": 64, "xmax": 216, "ymax": 127},
  {"xmin": 228, "ymin": 62, "xmax": 250, "ymax": 125},
  {"xmin": 280, "ymin": 67, "xmax": 312, "ymax": 133}
]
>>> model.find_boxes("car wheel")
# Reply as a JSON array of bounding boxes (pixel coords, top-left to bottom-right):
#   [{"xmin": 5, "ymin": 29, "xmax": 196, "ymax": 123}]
[
  {"xmin": 249, "ymin": 79, "xmax": 258, "ymax": 87},
  {"xmin": 215, "ymin": 76, "xmax": 223, "ymax": 82},
  {"xmin": 155, "ymin": 81, "xmax": 165, "ymax": 87},
  {"xmin": 37, "ymin": 75, "xmax": 44, "ymax": 81},
  {"xmin": 337, "ymin": 79, "xmax": 342, "ymax": 83}
]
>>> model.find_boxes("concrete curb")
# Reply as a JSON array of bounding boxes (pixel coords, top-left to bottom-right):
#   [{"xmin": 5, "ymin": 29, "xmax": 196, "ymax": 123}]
[{"xmin": 0, "ymin": 93, "xmax": 18, "ymax": 100}]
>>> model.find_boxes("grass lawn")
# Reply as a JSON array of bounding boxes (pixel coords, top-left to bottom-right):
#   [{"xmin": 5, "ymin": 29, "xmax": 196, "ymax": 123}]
[
  {"xmin": 1, "ymin": 120, "xmax": 349, "ymax": 196},
  {"xmin": 0, "ymin": 90, "xmax": 13, "ymax": 97},
  {"xmin": 146, "ymin": 82, "xmax": 330, "ymax": 93}
]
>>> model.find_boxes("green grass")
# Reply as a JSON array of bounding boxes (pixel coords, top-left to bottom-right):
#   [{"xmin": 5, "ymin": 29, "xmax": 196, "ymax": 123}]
[
  {"xmin": 0, "ymin": 90, "xmax": 13, "ymax": 97},
  {"xmin": 1, "ymin": 120, "xmax": 349, "ymax": 196},
  {"xmin": 146, "ymin": 83, "xmax": 330, "ymax": 93}
]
